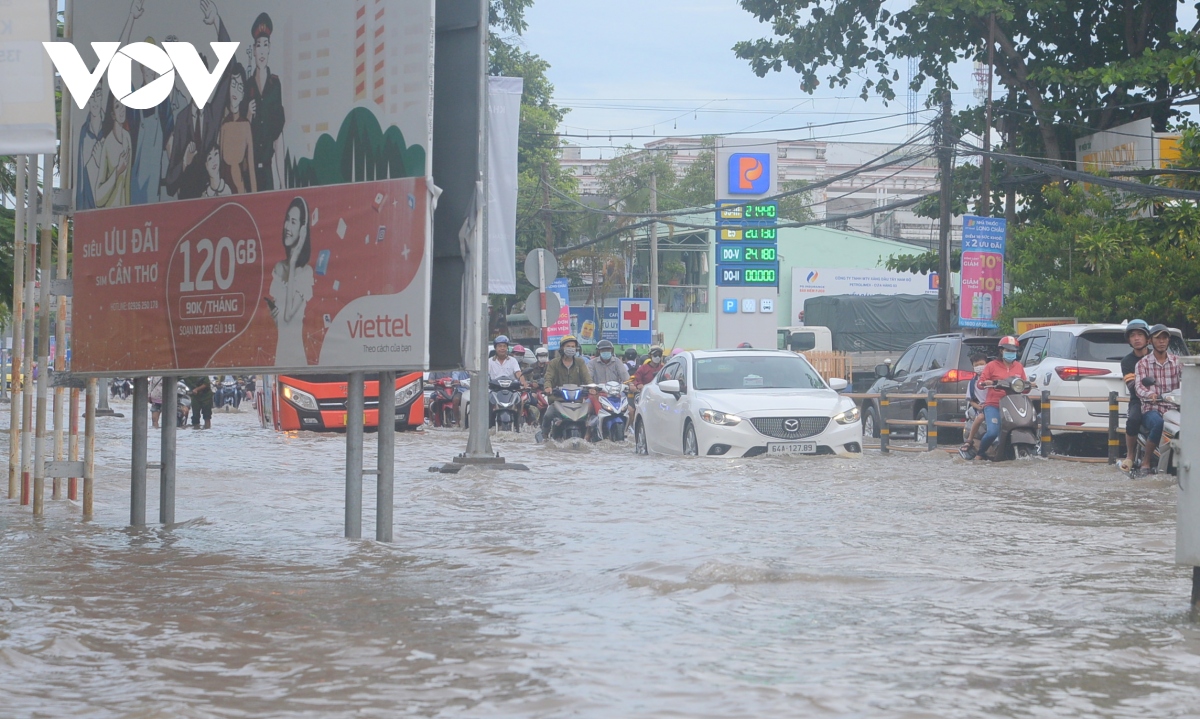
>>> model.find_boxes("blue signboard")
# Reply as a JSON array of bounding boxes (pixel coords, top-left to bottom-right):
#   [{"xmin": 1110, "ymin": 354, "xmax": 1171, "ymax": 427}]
[
  {"xmin": 722, "ymin": 298, "xmax": 739, "ymax": 314},
  {"xmin": 727, "ymin": 154, "xmax": 772, "ymax": 195},
  {"xmin": 617, "ymin": 298, "xmax": 653, "ymax": 345}
]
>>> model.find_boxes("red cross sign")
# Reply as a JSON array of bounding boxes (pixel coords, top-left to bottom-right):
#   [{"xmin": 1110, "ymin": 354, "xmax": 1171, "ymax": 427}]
[
  {"xmin": 617, "ymin": 298, "xmax": 653, "ymax": 344},
  {"xmin": 622, "ymin": 302, "xmax": 648, "ymax": 329}
]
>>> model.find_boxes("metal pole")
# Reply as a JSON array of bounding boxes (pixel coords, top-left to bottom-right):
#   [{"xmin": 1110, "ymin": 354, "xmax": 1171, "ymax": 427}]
[
  {"xmin": 83, "ymin": 379, "xmax": 95, "ymax": 519},
  {"xmin": 54, "ymin": 3, "xmax": 72, "ymax": 502},
  {"xmin": 1040, "ymin": 390, "xmax": 1052, "ymax": 458},
  {"xmin": 879, "ymin": 390, "xmax": 890, "ymax": 454},
  {"xmin": 160, "ymin": 376, "xmax": 176, "ymax": 525},
  {"xmin": 1107, "ymin": 391, "xmax": 1120, "ymax": 465},
  {"xmin": 376, "ymin": 370, "xmax": 395, "ymax": 542},
  {"xmin": 98, "ymin": 377, "xmax": 112, "ymax": 413},
  {"xmin": 33, "ymin": 153, "xmax": 54, "ymax": 515},
  {"xmin": 979, "ymin": 13, "xmax": 995, "ymax": 217},
  {"xmin": 926, "ymin": 389, "xmax": 938, "ymax": 451},
  {"xmin": 345, "ymin": 371, "xmax": 364, "ymax": 539},
  {"xmin": 936, "ymin": 92, "xmax": 955, "ymax": 334},
  {"xmin": 649, "ymin": 172, "xmax": 660, "ymax": 340},
  {"xmin": 130, "ymin": 377, "xmax": 148, "ymax": 526},
  {"xmin": 68, "ymin": 387, "xmax": 79, "ymax": 501},
  {"xmin": 8, "ymin": 155, "xmax": 25, "ymax": 500},
  {"xmin": 20, "ymin": 157, "xmax": 36, "ymax": 505}
]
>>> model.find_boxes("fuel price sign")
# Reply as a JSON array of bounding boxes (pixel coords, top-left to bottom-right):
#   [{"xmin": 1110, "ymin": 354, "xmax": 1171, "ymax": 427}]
[
  {"xmin": 717, "ymin": 200, "xmax": 778, "ymax": 223},
  {"xmin": 718, "ymin": 243, "xmax": 778, "ymax": 264},
  {"xmin": 716, "ymin": 264, "xmax": 779, "ymax": 287}
]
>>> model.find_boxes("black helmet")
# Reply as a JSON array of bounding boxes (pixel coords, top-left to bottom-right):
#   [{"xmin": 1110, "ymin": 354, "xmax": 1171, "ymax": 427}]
[
  {"xmin": 1149, "ymin": 323, "xmax": 1171, "ymax": 339},
  {"xmin": 624, "ymin": 348, "xmax": 638, "ymax": 361},
  {"xmin": 597, "ymin": 339, "xmax": 614, "ymax": 352}
]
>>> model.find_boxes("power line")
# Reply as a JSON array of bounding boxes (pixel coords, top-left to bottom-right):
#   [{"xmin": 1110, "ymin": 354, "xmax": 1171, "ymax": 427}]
[{"xmin": 527, "ymin": 111, "xmax": 914, "ymax": 140}]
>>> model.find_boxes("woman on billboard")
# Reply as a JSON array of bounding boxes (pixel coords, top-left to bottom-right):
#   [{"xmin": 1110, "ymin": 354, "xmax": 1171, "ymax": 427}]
[{"xmin": 269, "ymin": 198, "xmax": 314, "ymax": 366}]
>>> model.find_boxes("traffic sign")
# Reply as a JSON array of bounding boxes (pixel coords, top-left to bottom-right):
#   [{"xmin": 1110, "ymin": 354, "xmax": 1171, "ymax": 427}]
[
  {"xmin": 617, "ymin": 298, "xmax": 653, "ymax": 345},
  {"xmin": 524, "ymin": 288, "xmax": 562, "ymax": 330}
]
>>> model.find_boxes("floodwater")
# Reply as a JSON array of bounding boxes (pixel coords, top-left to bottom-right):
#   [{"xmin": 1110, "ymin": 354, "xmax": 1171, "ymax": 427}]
[{"xmin": 2, "ymin": 400, "xmax": 1199, "ymax": 718}]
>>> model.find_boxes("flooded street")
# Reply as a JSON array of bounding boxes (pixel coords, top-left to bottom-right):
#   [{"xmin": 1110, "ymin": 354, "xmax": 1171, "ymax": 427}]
[{"xmin": 3, "ymin": 401, "xmax": 1200, "ymax": 718}]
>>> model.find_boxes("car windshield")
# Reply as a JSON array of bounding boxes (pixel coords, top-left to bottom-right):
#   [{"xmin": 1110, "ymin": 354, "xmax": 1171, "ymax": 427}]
[
  {"xmin": 694, "ymin": 355, "xmax": 827, "ymax": 390},
  {"xmin": 1075, "ymin": 332, "xmax": 1133, "ymax": 362}
]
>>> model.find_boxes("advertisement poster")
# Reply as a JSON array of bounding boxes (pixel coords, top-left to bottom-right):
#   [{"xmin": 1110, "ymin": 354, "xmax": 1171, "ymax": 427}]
[
  {"xmin": 546, "ymin": 279, "xmax": 571, "ymax": 351},
  {"xmin": 74, "ymin": 178, "xmax": 429, "ymax": 373},
  {"xmin": 68, "ymin": 0, "xmax": 434, "ymax": 372},
  {"xmin": 570, "ymin": 306, "xmax": 619, "ymax": 344},
  {"xmin": 959, "ymin": 215, "xmax": 1007, "ymax": 330},
  {"xmin": 791, "ymin": 267, "xmax": 939, "ymax": 324},
  {"xmin": 0, "ymin": 0, "xmax": 58, "ymax": 153}
]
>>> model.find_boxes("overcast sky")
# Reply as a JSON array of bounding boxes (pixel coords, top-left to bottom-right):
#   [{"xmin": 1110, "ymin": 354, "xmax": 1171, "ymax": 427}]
[{"xmin": 522, "ymin": 0, "xmax": 1200, "ymax": 159}]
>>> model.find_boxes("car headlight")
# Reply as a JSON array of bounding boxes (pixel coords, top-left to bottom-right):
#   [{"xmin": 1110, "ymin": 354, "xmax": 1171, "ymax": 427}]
[
  {"xmin": 833, "ymin": 406, "xmax": 860, "ymax": 425},
  {"xmin": 281, "ymin": 385, "xmax": 318, "ymax": 412},
  {"xmin": 395, "ymin": 380, "xmax": 421, "ymax": 407},
  {"xmin": 701, "ymin": 409, "xmax": 742, "ymax": 426}
]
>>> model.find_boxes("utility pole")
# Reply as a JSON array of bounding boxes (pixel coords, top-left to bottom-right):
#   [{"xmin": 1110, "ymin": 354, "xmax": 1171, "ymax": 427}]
[
  {"xmin": 541, "ymin": 164, "xmax": 553, "ymax": 251},
  {"xmin": 649, "ymin": 172, "xmax": 659, "ymax": 342},
  {"xmin": 937, "ymin": 91, "xmax": 955, "ymax": 334},
  {"xmin": 979, "ymin": 13, "xmax": 995, "ymax": 217}
]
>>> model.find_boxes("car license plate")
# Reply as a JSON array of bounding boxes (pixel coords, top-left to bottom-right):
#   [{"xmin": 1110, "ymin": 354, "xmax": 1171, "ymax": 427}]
[{"xmin": 767, "ymin": 442, "xmax": 817, "ymax": 455}]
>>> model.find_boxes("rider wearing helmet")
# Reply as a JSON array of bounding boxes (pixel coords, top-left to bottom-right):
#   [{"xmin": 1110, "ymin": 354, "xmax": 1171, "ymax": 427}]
[
  {"xmin": 487, "ymin": 335, "xmax": 526, "ymax": 387},
  {"xmin": 1133, "ymin": 324, "xmax": 1181, "ymax": 475},
  {"xmin": 1120, "ymin": 320, "xmax": 1152, "ymax": 471},
  {"xmin": 542, "ymin": 335, "xmax": 593, "ymax": 437},
  {"xmin": 633, "ymin": 345, "xmax": 666, "ymax": 388},
  {"xmin": 590, "ymin": 339, "xmax": 629, "ymax": 385},
  {"xmin": 526, "ymin": 346, "xmax": 550, "ymax": 385},
  {"xmin": 623, "ymin": 347, "xmax": 640, "ymax": 372},
  {"xmin": 974, "ymin": 335, "xmax": 1028, "ymax": 461}
]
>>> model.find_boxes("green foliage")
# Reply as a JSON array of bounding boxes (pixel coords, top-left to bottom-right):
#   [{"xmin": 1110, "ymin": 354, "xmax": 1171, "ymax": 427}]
[
  {"xmin": 883, "ymin": 249, "xmax": 961, "ymax": 275},
  {"xmin": 287, "ymin": 108, "xmax": 424, "ymax": 188},
  {"xmin": 777, "ymin": 179, "xmax": 815, "ymax": 222},
  {"xmin": 0, "ymin": 207, "xmax": 13, "ymax": 308}
]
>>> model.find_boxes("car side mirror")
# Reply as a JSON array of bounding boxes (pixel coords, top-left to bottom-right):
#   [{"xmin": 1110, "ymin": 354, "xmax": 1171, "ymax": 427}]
[
  {"xmin": 828, "ymin": 378, "xmax": 849, "ymax": 392},
  {"xmin": 874, "ymin": 363, "xmax": 890, "ymax": 379},
  {"xmin": 659, "ymin": 379, "xmax": 681, "ymax": 398}
]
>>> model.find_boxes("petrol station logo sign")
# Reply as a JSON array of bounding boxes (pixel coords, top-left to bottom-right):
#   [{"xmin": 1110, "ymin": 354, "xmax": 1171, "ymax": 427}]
[{"xmin": 728, "ymin": 153, "xmax": 771, "ymax": 195}]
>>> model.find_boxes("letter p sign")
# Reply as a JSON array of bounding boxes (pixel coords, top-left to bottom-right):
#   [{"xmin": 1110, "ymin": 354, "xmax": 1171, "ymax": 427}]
[{"xmin": 45, "ymin": 41, "xmax": 240, "ymax": 110}]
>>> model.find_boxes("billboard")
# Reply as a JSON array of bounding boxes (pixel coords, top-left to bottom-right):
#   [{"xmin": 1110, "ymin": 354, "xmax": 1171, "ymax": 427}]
[
  {"xmin": 1076, "ymin": 118, "xmax": 1181, "ymax": 174},
  {"xmin": 790, "ymin": 267, "xmax": 938, "ymax": 323},
  {"xmin": 545, "ymin": 279, "xmax": 571, "ymax": 351},
  {"xmin": 0, "ymin": 0, "xmax": 58, "ymax": 154},
  {"xmin": 74, "ymin": 178, "xmax": 428, "ymax": 373},
  {"xmin": 68, "ymin": 0, "xmax": 434, "ymax": 373},
  {"xmin": 569, "ymin": 306, "xmax": 618, "ymax": 344},
  {"xmin": 959, "ymin": 215, "xmax": 1006, "ymax": 330}
]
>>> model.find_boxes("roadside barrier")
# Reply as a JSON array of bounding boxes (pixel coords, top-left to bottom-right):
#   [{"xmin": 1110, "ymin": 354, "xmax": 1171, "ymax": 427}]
[{"xmin": 846, "ymin": 390, "xmax": 1132, "ymax": 464}]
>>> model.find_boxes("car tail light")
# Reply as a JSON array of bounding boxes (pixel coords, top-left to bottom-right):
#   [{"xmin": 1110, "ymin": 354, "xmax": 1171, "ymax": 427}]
[
  {"xmin": 941, "ymin": 369, "xmax": 976, "ymax": 383},
  {"xmin": 1055, "ymin": 366, "xmax": 1111, "ymax": 381}
]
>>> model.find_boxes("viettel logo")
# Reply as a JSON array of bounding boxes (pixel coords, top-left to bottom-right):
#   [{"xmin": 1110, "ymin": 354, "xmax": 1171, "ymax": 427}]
[
  {"xmin": 806, "ymin": 271, "xmax": 819, "ymax": 283},
  {"xmin": 45, "ymin": 41, "xmax": 240, "ymax": 110},
  {"xmin": 728, "ymin": 153, "xmax": 770, "ymax": 195}
]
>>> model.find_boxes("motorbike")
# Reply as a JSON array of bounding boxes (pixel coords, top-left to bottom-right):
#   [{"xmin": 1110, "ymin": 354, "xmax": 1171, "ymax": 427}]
[
  {"xmin": 175, "ymin": 380, "xmax": 192, "ymax": 427},
  {"xmin": 588, "ymin": 381, "xmax": 631, "ymax": 442},
  {"xmin": 1133, "ymin": 376, "xmax": 1182, "ymax": 476},
  {"xmin": 111, "ymin": 378, "xmax": 132, "ymax": 400},
  {"xmin": 426, "ymin": 376, "xmax": 461, "ymax": 428},
  {"xmin": 541, "ymin": 384, "xmax": 590, "ymax": 441},
  {"xmin": 959, "ymin": 376, "xmax": 1039, "ymax": 461},
  {"xmin": 522, "ymin": 381, "xmax": 548, "ymax": 428},
  {"xmin": 489, "ymin": 377, "xmax": 523, "ymax": 432},
  {"xmin": 214, "ymin": 379, "xmax": 240, "ymax": 410}
]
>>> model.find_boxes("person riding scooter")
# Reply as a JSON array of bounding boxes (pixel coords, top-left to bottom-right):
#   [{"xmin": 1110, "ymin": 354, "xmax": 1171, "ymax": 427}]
[
  {"xmin": 540, "ymin": 335, "xmax": 592, "ymax": 441},
  {"xmin": 1133, "ymin": 324, "xmax": 1181, "ymax": 476},
  {"xmin": 488, "ymin": 335, "xmax": 527, "ymax": 428},
  {"xmin": 1119, "ymin": 320, "xmax": 1152, "ymax": 472},
  {"xmin": 972, "ymin": 336, "xmax": 1028, "ymax": 462}
]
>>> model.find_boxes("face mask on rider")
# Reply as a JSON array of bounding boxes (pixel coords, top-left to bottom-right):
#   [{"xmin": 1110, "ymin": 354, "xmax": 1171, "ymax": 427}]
[
  {"xmin": 1002, "ymin": 350, "xmax": 1018, "ymax": 362},
  {"xmin": 600, "ymin": 352, "xmax": 612, "ymax": 361},
  {"xmin": 651, "ymin": 355, "xmax": 663, "ymax": 364},
  {"xmin": 563, "ymin": 347, "xmax": 577, "ymax": 358}
]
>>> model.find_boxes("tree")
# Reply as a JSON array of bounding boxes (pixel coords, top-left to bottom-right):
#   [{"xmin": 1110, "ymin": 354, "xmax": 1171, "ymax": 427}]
[{"xmin": 734, "ymin": 0, "xmax": 1187, "ymax": 164}]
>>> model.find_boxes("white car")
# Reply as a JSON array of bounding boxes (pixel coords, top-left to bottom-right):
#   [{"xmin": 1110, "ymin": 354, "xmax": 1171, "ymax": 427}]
[
  {"xmin": 634, "ymin": 349, "xmax": 863, "ymax": 457},
  {"xmin": 1018, "ymin": 323, "xmax": 1187, "ymax": 447}
]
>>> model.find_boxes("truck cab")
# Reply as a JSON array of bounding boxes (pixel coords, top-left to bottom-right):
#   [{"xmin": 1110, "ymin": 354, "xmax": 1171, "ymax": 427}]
[{"xmin": 777, "ymin": 326, "xmax": 833, "ymax": 353}]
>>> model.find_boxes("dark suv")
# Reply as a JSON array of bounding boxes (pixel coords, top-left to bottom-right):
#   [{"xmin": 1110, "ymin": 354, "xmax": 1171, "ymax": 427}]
[{"xmin": 861, "ymin": 334, "xmax": 1001, "ymax": 442}]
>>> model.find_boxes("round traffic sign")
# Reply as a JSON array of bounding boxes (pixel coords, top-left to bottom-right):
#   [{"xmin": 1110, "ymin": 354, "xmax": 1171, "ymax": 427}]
[
  {"xmin": 524, "ymin": 289, "xmax": 562, "ymax": 330},
  {"xmin": 524, "ymin": 248, "xmax": 558, "ymax": 287}
]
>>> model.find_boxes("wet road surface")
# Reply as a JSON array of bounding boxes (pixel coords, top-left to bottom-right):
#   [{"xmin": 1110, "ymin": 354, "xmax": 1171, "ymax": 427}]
[{"xmin": 2, "ymin": 401, "xmax": 1199, "ymax": 717}]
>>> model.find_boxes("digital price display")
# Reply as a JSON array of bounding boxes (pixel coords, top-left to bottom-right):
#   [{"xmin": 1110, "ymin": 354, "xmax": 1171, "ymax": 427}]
[
  {"xmin": 719, "ymin": 227, "xmax": 778, "ymax": 241},
  {"xmin": 717, "ymin": 201, "xmax": 778, "ymax": 223},
  {"xmin": 716, "ymin": 263, "xmax": 780, "ymax": 287},
  {"xmin": 718, "ymin": 243, "xmax": 778, "ymax": 263}
]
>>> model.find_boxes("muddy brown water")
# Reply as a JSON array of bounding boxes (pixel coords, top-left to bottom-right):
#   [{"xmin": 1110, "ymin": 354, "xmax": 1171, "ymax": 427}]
[{"xmin": 2, "ymin": 402, "xmax": 1199, "ymax": 717}]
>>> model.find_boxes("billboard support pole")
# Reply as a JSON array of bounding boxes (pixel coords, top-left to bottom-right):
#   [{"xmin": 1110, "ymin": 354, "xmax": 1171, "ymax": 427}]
[
  {"xmin": 130, "ymin": 377, "xmax": 148, "ymax": 526},
  {"xmin": 54, "ymin": 1, "xmax": 72, "ymax": 502},
  {"xmin": 376, "ymin": 371, "xmax": 395, "ymax": 542},
  {"xmin": 21, "ymin": 158, "xmax": 37, "ymax": 506},
  {"xmin": 9, "ymin": 155, "xmax": 25, "ymax": 501},
  {"xmin": 345, "ymin": 372, "xmax": 364, "ymax": 539},
  {"xmin": 160, "ymin": 376, "xmax": 177, "ymax": 525},
  {"xmin": 33, "ymin": 154, "xmax": 54, "ymax": 515},
  {"xmin": 83, "ymin": 379, "xmax": 95, "ymax": 520},
  {"xmin": 650, "ymin": 172, "xmax": 659, "ymax": 341}
]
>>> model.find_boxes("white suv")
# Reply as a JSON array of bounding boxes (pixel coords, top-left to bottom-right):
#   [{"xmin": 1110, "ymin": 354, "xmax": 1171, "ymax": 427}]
[{"xmin": 1018, "ymin": 323, "xmax": 1186, "ymax": 447}]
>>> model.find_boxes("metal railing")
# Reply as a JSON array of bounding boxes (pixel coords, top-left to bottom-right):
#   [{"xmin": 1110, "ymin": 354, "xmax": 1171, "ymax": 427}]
[{"xmin": 845, "ymin": 389, "xmax": 1133, "ymax": 464}]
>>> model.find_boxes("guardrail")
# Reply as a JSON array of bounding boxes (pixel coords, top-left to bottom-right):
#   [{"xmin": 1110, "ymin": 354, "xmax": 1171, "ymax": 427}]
[{"xmin": 846, "ymin": 389, "xmax": 1130, "ymax": 464}]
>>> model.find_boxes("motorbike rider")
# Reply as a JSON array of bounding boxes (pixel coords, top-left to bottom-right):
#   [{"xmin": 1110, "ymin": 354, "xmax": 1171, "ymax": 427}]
[
  {"xmin": 633, "ymin": 345, "xmax": 666, "ymax": 389},
  {"xmin": 541, "ymin": 335, "xmax": 592, "ymax": 438},
  {"xmin": 590, "ymin": 340, "xmax": 630, "ymax": 386},
  {"xmin": 488, "ymin": 335, "xmax": 526, "ymax": 426},
  {"xmin": 1133, "ymin": 324, "xmax": 1181, "ymax": 476},
  {"xmin": 526, "ymin": 347, "xmax": 550, "ymax": 386},
  {"xmin": 959, "ymin": 349, "xmax": 990, "ymax": 455},
  {"xmin": 624, "ymin": 347, "xmax": 640, "ymax": 373},
  {"xmin": 1120, "ymin": 319, "xmax": 1152, "ymax": 472},
  {"xmin": 974, "ymin": 336, "xmax": 1028, "ymax": 462}
]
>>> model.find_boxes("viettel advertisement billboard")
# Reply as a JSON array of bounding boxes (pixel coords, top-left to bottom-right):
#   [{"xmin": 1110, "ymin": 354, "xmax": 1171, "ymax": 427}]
[
  {"xmin": 74, "ymin": 179, "xmax": 429, "ymax": 374},
  {"xmin": 67, "ymin": 0, "xmax": 434, "ymax": 373}
]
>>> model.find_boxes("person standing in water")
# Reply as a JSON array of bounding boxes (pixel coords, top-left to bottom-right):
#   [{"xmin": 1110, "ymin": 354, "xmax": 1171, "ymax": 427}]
[{"xmin": 269, "ymin": 198, "xmax": 314, "ymax": 367}]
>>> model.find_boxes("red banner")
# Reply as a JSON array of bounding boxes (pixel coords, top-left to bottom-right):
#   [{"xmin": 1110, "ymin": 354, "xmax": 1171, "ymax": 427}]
[{"xmin": 74, "ymin": 178, "xmax": 429, "ymax": 374}]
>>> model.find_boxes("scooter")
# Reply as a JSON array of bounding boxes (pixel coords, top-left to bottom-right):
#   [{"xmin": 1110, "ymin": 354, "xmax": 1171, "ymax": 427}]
[
  {"xmin": 112, "ymin": 378, "xmax": 132, "ymax": 400},
  {"xmin": 1133, "ymin": 376, "xmax": 1182, "ymax": 476},
  {"xmin": 214, "ymin": 380, "xmax": 239, "ymax": 411},
  {"xmin": 589, "ymin": 381, "xmax": 631, "ymax": 442},
  {"xmin": 522, "ymin": 380, "xmax": 547, "ymax": 428},
  {"xmin": 489, "ymin": 377, "xmax": 523, "ymax": 432},
  {"xmin": 959, "ymin": 376, "xmax": 1039, "ymax": 460},
  {"xmin": 541, "ymin": 384, "xmax": 590, "ymax": 441},
  {"xmin": 426, "ymin": 376, "xmax": 460, "ymax": 428},
  {"xmin": 176, "ymin": 380, "xmax": 192, "ymax": 427}
]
